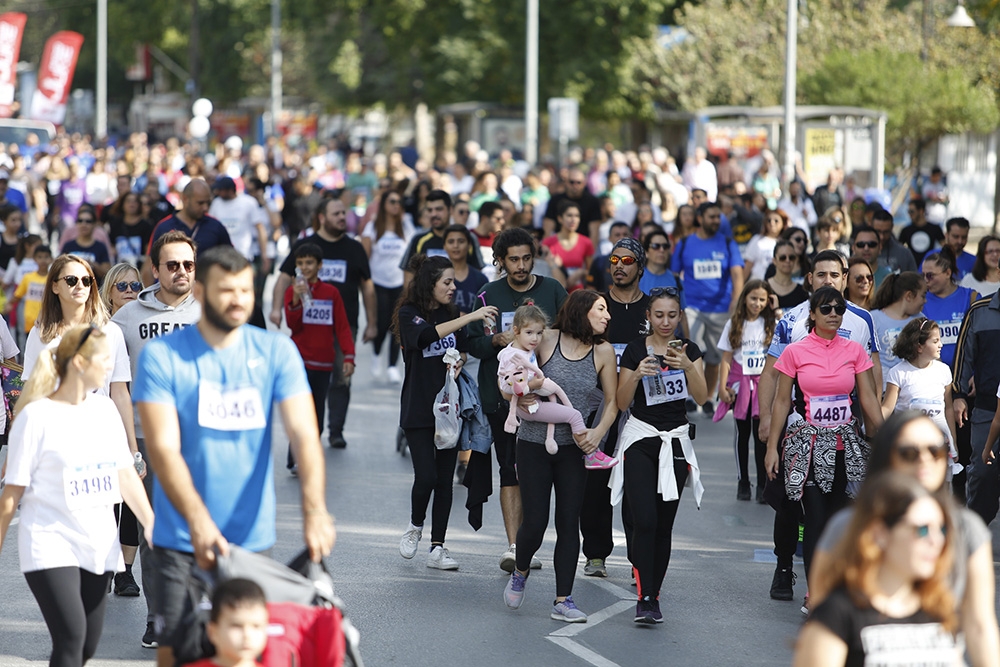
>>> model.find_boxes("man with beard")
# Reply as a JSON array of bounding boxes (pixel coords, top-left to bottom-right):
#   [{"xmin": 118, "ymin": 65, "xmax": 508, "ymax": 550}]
[
  {"xmin": 467, "ymin": 227, "xmax": 568, "ymax": 571},
  {"xmin": 270, "ymin": 197, "xmax": 377, "ymax": 448},
  {"xmin": 134, "ymin": 246, "xmax": 335, "ymax": 667},
  {"xmin": 398, "ymin": 189, "xmax": 483, "ymax": 284},
  {"xmin": 542, "ymin": 168, "xmax": 602, "ymax": 237},
  {"xmin": 111, "ymin": 231, "xmax": 202, "ymax": 649}
]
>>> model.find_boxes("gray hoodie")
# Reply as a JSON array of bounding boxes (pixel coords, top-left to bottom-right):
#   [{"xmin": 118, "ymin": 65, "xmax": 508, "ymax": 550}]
[{"xmin": 111, "ymin": 284, "xmax": 201, "ymax": 437}]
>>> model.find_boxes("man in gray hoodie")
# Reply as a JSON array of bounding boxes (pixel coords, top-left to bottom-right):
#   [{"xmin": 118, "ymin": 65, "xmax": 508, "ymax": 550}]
[{"xmin": 111, "ymin": 229, "xmax": 202, "ymax": 649}]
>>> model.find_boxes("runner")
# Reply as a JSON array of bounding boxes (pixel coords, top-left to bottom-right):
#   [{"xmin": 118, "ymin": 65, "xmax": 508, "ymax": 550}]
[
  {"xmin": 921, "ymin": 248, "xmax": 978, "ymax": 369},
  {"xmin": 767, "ymin": 239, "xmax": 809, "ymax": 314},
  {"xmin": 146, "ymin": 180, "xmax": 232, "ymax": 261},
  {"xmin": 132, "ymin": 246, "xmax": 334, "ymax": 667},
  {"xmin": 0, "ymin": 324, "xmax": 154, "ymax": 667},
  {"xmin": 541, "ymin": 201, "xmax": 594, "ymax": 291},
  {"xmin": 868, "ymin": 272, "xmax": 926, "ymax": 391},
  {"xmin": 638, "ymin": 227, "xmax": 682, "ymax": 297},
  {"xmin": 844, "ymin": 256, "xmax": 875, "ymax": 311},
  {"xmin": 959, "ymin": 235, "xmax": 1000, "ymax": 297},
  {"xmin": 397, "ymin": 190, "xmax": 483, "ymax": 283}
]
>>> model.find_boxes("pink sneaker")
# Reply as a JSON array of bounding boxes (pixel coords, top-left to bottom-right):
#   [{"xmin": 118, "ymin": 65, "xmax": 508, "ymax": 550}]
[{"xmin": 583, "ymin": 450, "xmax": 618, "ymax": 470}]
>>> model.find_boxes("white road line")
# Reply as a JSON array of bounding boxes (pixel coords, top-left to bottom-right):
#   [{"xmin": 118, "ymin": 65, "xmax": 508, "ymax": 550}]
[
  {"xmin": 585, "ymin": 577, "xmax": 635, "ymax": 600},
  {"xmin": 9, "ymin": 517, "xmax": 17, "ymax": 526},
  {"xmin": 549, "ymin": 599, "xmax": 635, "ymax": 638},
  {"xmin": 547, "ymin": 636, "xmax": 622, "ymax": 667}
]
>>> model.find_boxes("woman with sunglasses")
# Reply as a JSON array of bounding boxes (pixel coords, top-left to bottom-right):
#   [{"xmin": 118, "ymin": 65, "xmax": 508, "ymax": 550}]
[
  {"xmin": 794, "ymin": 472, "xmax": 961, "ymax": 666},
  {"xmin": 868, "ymin": 272, "xmax": 927, "ymax": 391},
  {"xmin": 100, "ymin": 263, "xmax": 143, "ymax": 317},
  {"xmin": 810, "ymin": 412, "xmax": 999, "ymax": 666},
  {"xmin": 610, "ymin": 285, "xmax": 707, "ymax": 624},
  {"xmin": 844, "ymin": 256, "xmax": 875, "ymax": 311},
  {"xmin": 638, "ymin": 228, "xmax": 681, "ymax": 297},
  {"xmin": 921, "ymin": 248, "xmax": 979, "ymax": 369},
  {"xmin": 744, "ymin": 208, "xmax": 787, "ymax": 281},
  {"xmin": 767, "ymin": 239, "xmax": 809, "ymax": 313},
  {"xmin": 959, "ymin": 235, "xmax": 1000, "ymax": 298},
  {"xmin": 765, "ymin": 227, "xmax": 810, "ymax": 284},
  {"xmin": 766, "ymin": 287, "xmax": 883, "ymax": 612}
]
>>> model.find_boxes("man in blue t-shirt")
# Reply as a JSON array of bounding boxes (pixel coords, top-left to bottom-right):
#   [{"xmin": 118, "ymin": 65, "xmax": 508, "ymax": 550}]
[
  {"xmin": 925, "ymin": 217, "xmax": 976, "ymax": 280},
  {"xmin": 672, "ymin": 201, "xmax": 744, "ymax": 413},
  {"xmin": 133, "ymin": 246, "xmax": 334, "ymax": 667}
]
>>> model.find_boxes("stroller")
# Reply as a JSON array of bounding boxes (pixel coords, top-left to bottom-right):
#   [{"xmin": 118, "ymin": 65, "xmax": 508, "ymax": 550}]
[{"xmin": 175, "ymin": 546, "xmax": 363, "ymax": 667}]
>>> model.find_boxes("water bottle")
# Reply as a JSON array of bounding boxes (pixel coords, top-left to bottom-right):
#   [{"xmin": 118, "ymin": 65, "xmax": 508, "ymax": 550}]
[
  {"xmin": 133, "ymin": 451, "xmax": 146, "ymax": 477},
  {"xmin": 295, "ymin": 267, "xmax": 312, "ymax": 308},
  {"xmin": 647, "ymin": 345, "xmax": 665, "ymax": 395}
]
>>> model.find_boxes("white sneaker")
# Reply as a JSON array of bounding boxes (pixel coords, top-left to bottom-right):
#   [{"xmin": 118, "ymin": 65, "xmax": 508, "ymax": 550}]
[
  {"xmin": 387, "ymin": 365, "xmax": 402, "ymax": 384},
  {"xmin": 500, "ymin": 543, "xmax": 542, "ymax": 572},
  {"xmin": 399, "ymin": 523, "xmax": 422, "ymax": 559},
  {"xmin": 427, "ymin": 545, "xmax": 459, "ymax": 570},
  {"xmin": 371, "ymin": 350, "xmax": 383, "ymax": 380}
]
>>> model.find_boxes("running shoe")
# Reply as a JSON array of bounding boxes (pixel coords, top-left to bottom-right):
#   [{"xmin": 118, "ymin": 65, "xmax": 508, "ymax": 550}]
[
  {"xmin": 801, "ymin": 593, "xmax": 810, "ymax": 616},
  {"xmin": 114, "ymin": 571, "xmax": 140, "ymax": 597},
  {"xmin": 755, "ymin": 486, "xmax": 766, "ymax": 504},
  {"xmin": 685, "ymin": 399, "xmax": 698, "ymax": 412},
  {"xmin": 583, "ymin": 450, "xmax": 618, "ymax": 470},
  {"xmin": 399, "ymin": 523, "xmax": 422, "ymax": 559},
  {"xmin": 289, "ymin": 464, "xmax": 299, "ymax": 477},
  {"xmin": 329, "ymin": 434, "xmax": 347, "ymax": 449},
  {"xmin": 770, "ymin": 566, "xmax": 796, "ymax": 600},
  {"xmin": 141, "ymin": 622, "xmax": 158, "ymax": 649},
  {"xmin": 551, "ymin": 596, "xmax": 588, "ymax": 623},
  {"xmin": 701, "ymin": 400, "xmax": 714, "ymax": 416},
  {"xmin": 634, "ymin": 596, "xmax": 663, "ymax": 624},
  {"xmin": 500, "ymin": 544, "xmax": 517, "ymax": 572},
  {"xmin": 371, "ymin": 351, "xmax": 383, "ymax": 380},
  {"xmin": 737, "ymin": 479, "xmax": 751, "ymax": 501},
  {"xmin": 504, "ymin": 570, "xmax": 527, "ymax": 609},
  {"xmin": 427, "ymin": 545, "xmax": 459, "ymax": 570},
  {"xmin": 387, "ymin": 366, "xmax": 402, "ymax": 384},
  {"xmin": 583, "ymin": 558, "xmax": 608, "ymax": 578}
]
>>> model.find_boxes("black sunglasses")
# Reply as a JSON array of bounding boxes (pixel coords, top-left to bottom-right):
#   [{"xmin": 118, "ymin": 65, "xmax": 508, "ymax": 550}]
[
  {"xmin": 115, "ymin": 281, "xmax": 143, "ymax": 293},
  {"xmin": 162, "ymin": 260, "xmax": 195, "ymax": 273},
  {"xmin": 896, "ymin": 443, "xmax": 949, "ymax": 462},
  {"xmin": 649, "ymin": 287, "xmax": 680, "ymax": 298},
  {"xmin": 76, "ymin": 217, "xmax": 95, "ymax": 224},
  {"xmin": 855, "ymin": 240, "xmax": 878, "ymax": 249},
  {"xmin": 817, "ymin": 303, "xmax": 847, "ymax": 315},
  {"xmin": 60, "ymin": 275, "xmax": 94, "ymax": 288},
  {"xmin": 648, "ymin": 243, "xmax": 671, "ymax": 251}
]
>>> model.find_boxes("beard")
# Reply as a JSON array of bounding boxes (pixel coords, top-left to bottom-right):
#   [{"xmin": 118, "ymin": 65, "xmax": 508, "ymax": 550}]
[{"xmin": 203, "ymin": 296, "xmax": 248, "ymax": 333}]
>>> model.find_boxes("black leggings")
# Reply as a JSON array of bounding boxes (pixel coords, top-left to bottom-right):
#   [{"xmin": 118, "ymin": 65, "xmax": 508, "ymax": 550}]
[
  {"xmin": 515, "ymin": 439, "xmax": 587, "ymax": 597},
  {"xmin": 289, "ymin": 368, "xmax": 331, "ymax": 468},
  {"xmin": 624, "ymin": 437, "xmax": 687, "ymax": 599},
  {"xmin": 734, "ymin": 415, "xmax": 766, "ymax": 489},
  {"xmin": 113, "ymin": 502, "xmax": 139, "ymax": 548},
  {"xmin": 405, "ymin": 427, "xmax": 459, "ymax": 544},
  {"xmin": 25, "ymin": 567, "xmax": 114, "ymax": 667},
  {"xmin": 801, "ymin": 450, "xmax": 848, "ymax": 583},
  {"xmin": 373, "ymin": 284, "xmax": 402, "ymax": 366}
]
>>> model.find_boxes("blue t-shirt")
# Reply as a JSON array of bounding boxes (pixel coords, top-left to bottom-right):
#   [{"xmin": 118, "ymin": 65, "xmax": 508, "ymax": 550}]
[
  {"xmin": 923, "ymin": 285, "xmax": 977, "ymax": 367},
  {"xmin": 673, "ymin": 233, "xmax": 743, "ymax": 313},
  {"xmin": 768, "ymin": 301, "xmax": 878, "ymax": 359},
  {"xmin": 132, "ymin": 325, "xmax": 310, "ymax": 552},
  {"xmin": 926, "ymin": 249, "xmax": 976, "ymax": 280},
  {"xmin": 638, "ymin": 269, "xmax": 687, "ymax": 309},
  {"xmin": 3, "ymin": 188, "xmax": 27, "ymax": 213}
]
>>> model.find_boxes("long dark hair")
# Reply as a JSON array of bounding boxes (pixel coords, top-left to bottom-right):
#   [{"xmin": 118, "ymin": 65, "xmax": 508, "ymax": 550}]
[
  {"xmin": 870, "ymin": 271, "xmax": 924, "ymax": 311},
  {"xmin": 552, "ymin": 290, "xmax": 605, "ymax": 346},
  {"xmin": 727, "ymin": 279, "xmax": 777, "ymax": 349},
  {"xmin": 972, "ymin": 235, "xmax": 1000, "ymax": 282},
  {"xmin": 373, "ymin": 188, "xmax": 403, "ymax": 241},
  {"xmin": 392, "ymin": 255, "xmax": 455, "ymax": 343},
  {"xmin": 868, "ymin": 411, "xmax": 949, "ymax": 484},
  {"xmin": 806, "ymin": 286, "xmax": 846, "ymax": 332}
]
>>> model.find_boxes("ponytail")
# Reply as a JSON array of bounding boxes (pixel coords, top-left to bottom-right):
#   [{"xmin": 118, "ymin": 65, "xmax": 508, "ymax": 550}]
[{"xmin": 870, "ymin": 271, "xmax": 924, "ymax": 311}]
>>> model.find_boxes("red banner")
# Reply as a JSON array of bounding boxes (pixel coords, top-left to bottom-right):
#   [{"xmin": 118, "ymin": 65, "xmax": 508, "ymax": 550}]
[
  {"xmin": 0, "ymin": 13, "xmax": 27, "ymax": 118},
  {"xmin": 28, "ymin": 30, "xmax": 83, "ymax": 125}
]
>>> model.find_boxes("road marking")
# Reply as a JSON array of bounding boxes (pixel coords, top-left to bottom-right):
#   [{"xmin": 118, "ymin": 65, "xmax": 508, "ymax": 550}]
[
  {"xmin": 9, "ymin": 517, "xmax": 17, "ymax": 526},
  {"xmin": 547, "ymin": 636, "xmax": 622, "ymax": 667},
  {"xmin": 549, "ymin": 599, "xmax": 634, "ymax": 638},
  {"xmin": 585, "ymin": 577, "xmax": 635, "ymax": 600}
]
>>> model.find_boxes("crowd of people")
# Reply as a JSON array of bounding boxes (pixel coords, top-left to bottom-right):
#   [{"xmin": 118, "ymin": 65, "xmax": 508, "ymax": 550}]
[{"xmin": 0, "ymin": 126, "xmax": 997, "ymax": 666}]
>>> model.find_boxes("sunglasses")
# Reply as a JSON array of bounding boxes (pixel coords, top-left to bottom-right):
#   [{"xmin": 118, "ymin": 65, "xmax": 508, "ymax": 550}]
[
  {"xmin": 817, "ymin": 303, "xmax": 847, "ymax": 315},
  {"xmin": 649, "ymin": 286, "xmax": 680, "ymax": 298},
  {"xmin": 59, "ymin": 275, "xmax": 94, "ymax": 288},
  {"xmin": 608, "ymin": 255, "xmax": 638, "ymax": 266},
  {"xmin": 162, "ymin": 260, "xmax": 195, "ymax": 273},
  {"xmin": 568, "ymin": 180, "xmax": 584, "ymax": 185},
  {"xmin": 115, "ymin": 281, "xmax": 143, "ymax": 293},
  {"xmin": 855, "ymin": 240, "xmax": 878, "ymax": 249},
  {"xmin": 76, "ymin": 217, "xmax": 95, "ymax": 224},
  {"xmin": 854, "ymin": 274, "xmax": 873, "ymax": 284},
  {"xmin": 648, "ymin": 243, "xmax": 670, "ymax": 251},
  {"xmin": 895, "ymin": 443, "xmax": 949, "ymax": 462},
  {"xmin": 922, "ymin": 271, "xmax": 942, "ymax": 281},
  {"xmin": 775, "ymin": 254, "xmax": 794, "ymax": 262}
]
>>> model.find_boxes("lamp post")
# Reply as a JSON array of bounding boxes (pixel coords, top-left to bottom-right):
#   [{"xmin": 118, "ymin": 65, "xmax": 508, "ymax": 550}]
[
  {"xmin": 525, "ymin": 0, "xmax": 538, "ymax": 166},
  {"xmin": 781, "ymin": 0, "xmax": 797, "ymax": 193}
]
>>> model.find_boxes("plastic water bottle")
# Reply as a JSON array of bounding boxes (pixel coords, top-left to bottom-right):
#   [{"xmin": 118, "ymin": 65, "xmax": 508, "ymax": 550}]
[
  {"xmin": 295, "ymin": 268, "xmax": 312, "ymax": 308},
  {"xmin": 647, "ymin": 345, "xmax": 665, "ymax": 395},
  {"xmin": 133, "ymin": 451, "xmax": 146, "ymax": 477}
]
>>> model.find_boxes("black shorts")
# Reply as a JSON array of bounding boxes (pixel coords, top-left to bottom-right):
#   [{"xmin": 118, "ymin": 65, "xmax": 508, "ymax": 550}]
[{"xmin": 151, "ymin": 547, "xmax": 197, "ymax": 648}]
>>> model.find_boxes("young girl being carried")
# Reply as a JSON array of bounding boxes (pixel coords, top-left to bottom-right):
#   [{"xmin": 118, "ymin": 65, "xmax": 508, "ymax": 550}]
[
  {"xmin": 497, "ymin": 304, "xmax": 617, "ymax": 469},
  {"xmin": 880, "ymin": 317, "xmax": 960, "ymax": 473},
  {"xmin": 718, "ymin": 279, "xmax": 778, "ymax": 502}
]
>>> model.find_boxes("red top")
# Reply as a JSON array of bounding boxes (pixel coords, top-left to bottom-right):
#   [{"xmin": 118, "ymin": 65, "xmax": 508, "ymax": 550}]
[
  {"xmin": 284, "ymin": 280, "xmax": 355, "ymax": 371},
  {"xmin": 542, "ymin": 233, "xmax": 594, "ymax": 271}
]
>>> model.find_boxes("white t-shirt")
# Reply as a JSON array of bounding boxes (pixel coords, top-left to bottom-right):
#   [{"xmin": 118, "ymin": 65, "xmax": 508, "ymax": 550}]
[
  {"xmin": 743, "ymin": 235, "xmax": 778, "ymax": 281},
  {"xmin": 209, "ymin": 194, "xmax": 268, "ymax": 260},
  {"xmin": 361, "ymin": 218, "xmax": 414, "ymax": 289},
  {"xmin": 4, "ymin": 258, "xmax": 37, "ymax": 289},
  {"xmin": 22, "ymin": 323, "xmax": 131, "ymax": 395},
  {"xmin": 5, "ymin": 395, "xmax": 133, "ymax": 574},
  {"xmin": 960, "ymin": 274, "xmax": 1000, "ymax": 298},
  {"xmin": 886, "ymin": 359, "xmax": 954, "ymax": 449},
  {"xmin": 718, "ymin": 317, "xmax": 767, "ymax": 374}
]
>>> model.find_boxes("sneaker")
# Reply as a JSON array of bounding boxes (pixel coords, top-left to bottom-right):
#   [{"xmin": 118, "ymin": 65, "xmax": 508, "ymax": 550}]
[
  {"xmin": 289, "ymin": 464, "xmax": 299, "ymax": 477},
  {"xmin": 583, "ymin": 450, "xmax": 618, "ymax": 470},
  {"xmin": 701, "ymin": 400, "xmax": 714, "ymax": 416},
  {"xmin": 634, "ymin": 596, "xmax": 663, "ymax": 624},
  {"xmin": 551, "ymin": 596, "xmax": 588, "ymax": 623},
  {"xmin": 685, "ymin": 399, "xmax": 698, "ymax": 413},
  {"xmin": 530, "ymin": 555, "xmax": 542, "ymax": 570},
  {"xmin": 801, "ymin": 594, "xmax": 810, "ymax": 616},
  {"xmin": 114, "ymin": 571, "xmax": 140, "ymax": 597},
  {"xmin": 504, "ymin": 571, "xmax": 527, "ymax": 609},
  {"xmin": 329, "ymin": 434, "xmax": 347, "ymax": 449},
  {"xmin": 500, "ymin": 544, "xmax": 517, "ymax": 573},
  {"xmin": 399, "ymin": 523, "xmax": 422, "ymax": 559},
  {"xmin": 770, "ymin": 566, "xmax": 796, "ymax": 601},
  {"xmin": 387, "ymin": 366, "xmax": 402, "ymax": 384},
  {"xmin": 737, "ymin": 479, "xmax": 751, "ymax": 501},
  {"xmin": 755, "ymin": 486, "xmax": 766, "ymax": 504},
  {"xmin": 371, "ymin": 351, "xmax": 383, "ymax": 380},
  {"xmin": 427, "ymin": 545, "xmax": 459, "ymax": 570},
  {"xmin": 583, "ymin": 558, "xmax": 608, "ymax": 578},
  {"xmin": 141, "ymin": 622, "xmax": 158, "ymax": 649}
]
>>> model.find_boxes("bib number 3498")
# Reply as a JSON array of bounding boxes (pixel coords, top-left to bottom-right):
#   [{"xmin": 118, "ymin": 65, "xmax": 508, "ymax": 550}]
[{"xmin": 64, "ymin": 463, "xmax": 119, "ymax": 511}]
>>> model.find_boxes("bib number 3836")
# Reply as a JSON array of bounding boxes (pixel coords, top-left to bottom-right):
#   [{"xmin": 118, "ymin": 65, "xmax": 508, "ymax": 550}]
[
  {"xmin": 810, "ymin": 394, "xmax": 851, "ymax": 427},
  {"xmin": 64, "ymin": 463, "xmax": 119, "ymax": 511},
  {"xmin": 198, "ymin": 382, "xmax": 267, "ymax": 431}
]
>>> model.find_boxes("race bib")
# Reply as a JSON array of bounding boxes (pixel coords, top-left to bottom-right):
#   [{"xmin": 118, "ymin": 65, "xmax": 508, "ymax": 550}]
[
  {"xmin": 743, "ymin": 348, "xmax": 766, "ymax": 376},
  {"xmin": 938, "ymin": 320, "xmax": 960, "ymax": 345},
  {"xmin": 64, "ymin": 462, "xmax": 119, "ymax": 511},
  {"xmin": 318, "ymin": 259, "xmax": 347, "ymax": 283},
  {"xmin": 303, "ymin": 300, "xmax": 333, "ymax": 325},
  {"xmin": 423, "ymin": 333, "xmax": 457, "ymax": 358},
  {"xmin": 501, "ymin": 311, "xmax": 515, "ymax": 332},
  {"xmin": 27, "ymin": 282, "xmax": 45, "ymax": 302},
  {"xmin": 692, "ymin": 259, "xmax": 722, "ymax": 280},
  {"xmin": 910, "ymin": 397, "xmax": 945, "ymax": 419},
  {"xmin": 644, "ymin": 369, "xmax": 688, "ymax": 405},
  {"xmin": 612, "ymin": 343, "xmax": 627, "ymax": 372},
  {"xmin": 809, "ymin": 394, "xmax": 851, "ymax": 427},
  {"xmin": 198, "ymin": 382, "xmax": 267, "ymax": 431}
]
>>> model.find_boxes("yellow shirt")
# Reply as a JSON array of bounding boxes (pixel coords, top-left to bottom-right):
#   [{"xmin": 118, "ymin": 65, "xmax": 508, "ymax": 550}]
[{"xmin": 14, "ymin": 271, "xmax": 47, "ymax": 332}]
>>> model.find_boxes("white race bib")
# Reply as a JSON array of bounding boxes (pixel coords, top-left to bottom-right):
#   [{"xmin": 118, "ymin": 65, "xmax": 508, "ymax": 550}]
[
  {"xmin": 423, "ymin": 333, "xmax": 457, "ymax": 358},
  {"xmin": 501, "ymin": 311, "xmax": 515, "ymax": 332},
  {"xmin": 743, "ymin": 348, "xmax": 766, "ymax": 376},
  {"xmin": 910, "ymin": 397, "xmax": 945, "ymax": 419},
  {"xmin": 198, "ymin": 382, "xmax": 267, "ymax": 431},
  {"xmin": 303, "ymin": 299, "xmax": 333, "ymax": 325},
  {"xmin": 27, "ymin": 282, "xmax": 45, "ymax": 301},
  {"xmin": 938, "ymin": 320, "xmax": 960, "ymax": 345},
  {"xmin": 318, "ymin": 259, "xmax": 347, "ymax": 283},
  {"xmin": 692, "ymin": 259, "xmax": 722, "ymax": 280},
  {"xmin": 612, "ymin": 343, "xmax": 627, "ymax": 372},
  {"xmin": 64, "ymin": 462, "xmax": 119, "ymax": 511},
  {"xmin": 809, "ymin": 394, "xmax": 851, "ymax": 427},
  {"xmin": 644, "ymin": 369, "xmax": 688, "ymax": 405}
]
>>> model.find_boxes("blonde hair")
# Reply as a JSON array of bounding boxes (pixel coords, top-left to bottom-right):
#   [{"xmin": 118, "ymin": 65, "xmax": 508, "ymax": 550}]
[
  {"xmin": 36, "ymin": 255, "xmax": 109, "ymax": 343},
  {"xmin": 15, "ymin": 325, "xmax": 107, "ymax": 419},
  {"xmin": 100, "ymin": 263, "xmax": 141, "ymax": 314}
]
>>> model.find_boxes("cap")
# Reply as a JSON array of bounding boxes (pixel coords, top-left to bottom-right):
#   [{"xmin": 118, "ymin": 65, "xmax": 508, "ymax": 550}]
[{"xmin": 213, "ymin": 175, "xmax": 236, "ymax": 191}]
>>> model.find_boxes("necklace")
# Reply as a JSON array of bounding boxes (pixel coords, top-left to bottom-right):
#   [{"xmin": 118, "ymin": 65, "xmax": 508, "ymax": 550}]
[{"xmin": 610, "ymin": 285, "xmax": 643, "ymax": 309}]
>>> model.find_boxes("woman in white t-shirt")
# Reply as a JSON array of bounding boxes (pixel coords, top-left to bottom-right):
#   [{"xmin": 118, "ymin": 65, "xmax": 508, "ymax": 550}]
[
  {"xmin": 0, "ymin": 324, "xmax": 154, "ymax": 667},
  {"xmin": 742, "ymin": 209, "xmax": 787, "ymax": 281},
  {"xmin": 361, "ymin": 189, "xmax": 414, "ymax": 379},
  {"xmin": 959, "ymin": 235, "xmax": 1000, "ymax": 297}
]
